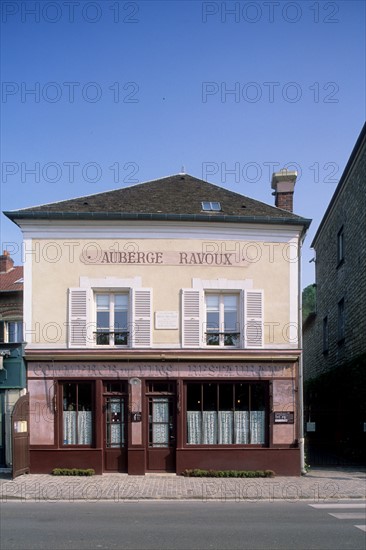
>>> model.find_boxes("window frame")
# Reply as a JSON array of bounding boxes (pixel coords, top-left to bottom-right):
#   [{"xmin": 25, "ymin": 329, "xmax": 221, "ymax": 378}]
[
  {"xmin": 61, "ymin": 381, "xmax": 94, "ymax": 447},
  {"xmin": 201, "ymin": 201, "xmax": 222, "ymax": 212},
  {"xmin": 322, "ymin": 315, "xmax": 329, "ymax": 354},
  {"xmin": 0, "ymin": 320, "xmax": 23, "ymax": 343},
  {"xmin": 337, "ymin": 226, "xmax": 344, "ymax": 266},
  {"xmin": 185, "ymin": 381, "xmax": 268, "ymax": 446},
  {"xmin": 94, "ymin": 292, "xmax": 129, "ymax": 347},
  {"xmin": 337, "ymin": 298, "xmax": 345, "ymax": 344},
  {"xmin": 204, "ymin": 292, "xmax": 240, "ymax": 348}
]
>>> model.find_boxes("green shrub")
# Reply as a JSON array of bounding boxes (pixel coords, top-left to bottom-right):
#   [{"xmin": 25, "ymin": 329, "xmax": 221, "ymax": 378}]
[
  {"xmin": 181, "ymin": 469, "xmax": 275, "ymax": 478},
  {"xmin": 52, "ymin": 468, "xmax": 95, "ymax": 476}
]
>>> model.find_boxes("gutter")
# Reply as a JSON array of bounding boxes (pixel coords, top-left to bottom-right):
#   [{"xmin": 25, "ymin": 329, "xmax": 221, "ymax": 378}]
[{"xmin": 4, "ymin": 210, "xmax": 312, "ymax": 229}]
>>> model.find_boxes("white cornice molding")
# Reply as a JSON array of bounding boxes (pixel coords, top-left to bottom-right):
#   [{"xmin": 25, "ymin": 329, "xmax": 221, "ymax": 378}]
[{"xmin": 18, "ymin": 220, "xmax": 302, "ymax": 242}]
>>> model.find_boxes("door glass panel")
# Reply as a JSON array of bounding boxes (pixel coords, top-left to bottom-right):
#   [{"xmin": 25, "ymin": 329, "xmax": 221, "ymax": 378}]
[
  {"xmin": 106, "ymin": 397, "xmax": 125, "ymax": 448},
  {"xmin": 149, "ymin": 397, "xmax": 174, "ymax": 447}
]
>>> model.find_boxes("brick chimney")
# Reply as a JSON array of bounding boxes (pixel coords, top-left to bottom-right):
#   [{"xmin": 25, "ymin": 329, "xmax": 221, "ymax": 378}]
[
  {"xmin": 0, "ymin": 251, "xmax": 14, "ymax": 273},
  {"xmin": 271, "ymin": 169, "xmax": 297, "ymax": 212}
]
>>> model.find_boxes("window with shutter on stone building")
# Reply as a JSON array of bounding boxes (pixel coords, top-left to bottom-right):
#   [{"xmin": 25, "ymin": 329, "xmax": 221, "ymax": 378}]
[
  {"xmin": 68, "ymin": 287, "xmax": 152, "ymax": 349},
  {"xmin": 181, "ymin": 288, "xmax": 263, "ymax": 349}
]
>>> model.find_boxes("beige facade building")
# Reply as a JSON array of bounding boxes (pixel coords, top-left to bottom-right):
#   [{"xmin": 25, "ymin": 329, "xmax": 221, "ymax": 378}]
[{"xmin": 5, "ymin": 173, "xmax": 310, "ymax": 475}]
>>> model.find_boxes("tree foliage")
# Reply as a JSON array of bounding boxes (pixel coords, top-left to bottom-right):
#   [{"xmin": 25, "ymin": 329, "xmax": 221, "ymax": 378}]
[{"xmin": 302, "ymin": 284, "xmax": 316, "ymax": 322}]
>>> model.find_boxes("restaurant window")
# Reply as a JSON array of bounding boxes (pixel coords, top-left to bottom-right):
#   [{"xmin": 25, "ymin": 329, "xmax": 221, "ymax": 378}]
[
  {"xmin": 205, "ymin": 293, "xmax": 240, "ymax": 347},
  {"xmin": 62, "ymin": 382, "xmax": 93, "ymax": 445},
  {"xmin": 95, "ymin": 293, "xmax": 129, "ymax": 346},
  {"xmin": 186, "ymin": 382, "xmax": 266, "ymax": 445}
]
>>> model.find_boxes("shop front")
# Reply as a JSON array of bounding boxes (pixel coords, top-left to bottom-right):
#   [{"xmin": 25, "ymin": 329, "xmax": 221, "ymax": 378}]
[{"xmin": 27, "ymin": 358, "xmax": 300, "ymax": 476}]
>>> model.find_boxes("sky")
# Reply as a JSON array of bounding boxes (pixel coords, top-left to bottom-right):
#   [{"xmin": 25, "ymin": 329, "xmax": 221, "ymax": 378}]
[{"xmin": 1, "ymin": 0, "xmax": 365, "ymax": 289}]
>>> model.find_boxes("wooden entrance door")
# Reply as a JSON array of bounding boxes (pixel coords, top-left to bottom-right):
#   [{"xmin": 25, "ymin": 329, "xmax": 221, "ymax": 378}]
[
  {"xmin": 146, "ymin": 382, "xmax": 176, "ymax": 472},
  {"xmin": 12, "ymin": 393, "xmax": 30, "ymax": 478},
  {"xmin": 103, "ymin": 382, "xmax": 127, "ymax": 472}
]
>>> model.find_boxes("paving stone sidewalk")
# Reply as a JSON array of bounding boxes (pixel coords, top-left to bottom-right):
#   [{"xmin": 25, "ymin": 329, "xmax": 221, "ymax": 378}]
[{"xmin": 0, "ymin": 467, "xmax": 365, "ymax": 502}]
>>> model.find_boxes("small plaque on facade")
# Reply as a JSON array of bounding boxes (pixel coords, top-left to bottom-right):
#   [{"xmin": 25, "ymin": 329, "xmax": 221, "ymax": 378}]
[
  {"xmin": 155, "ymin": 311, "xmax": 179, "ymax": 330},
  {"xmin": 131, "ymin": 412, "xmax": 142, "ymax": 422},
  {"xmin": 274, "ymin": 412, "xmax": 294, "ymax": 424},
  {"xmin": 306, "ymin": 422, "xmax": 316, "ymax": 432}
]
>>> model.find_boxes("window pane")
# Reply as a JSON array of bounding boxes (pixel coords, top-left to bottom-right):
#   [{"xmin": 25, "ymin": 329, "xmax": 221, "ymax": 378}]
[
  {"xmin": 115, "ymin": 294, "xmax": 128, "ymax": 309},
  {"xmin": 235, "ymin": 384, "xmax": 249, "ymax": 411},
  {"xmin": 251, "ymin": 384, "xmax": 265, "ymax": 410},
  {"xmin": 97, "ymin": 311, "xmax": 109, "ymax": 329},
  {"xmin": 114, "ymin": 311, "xmax": 127, "ymax": 330},
  {"xmin": 206, "ymin": 295, "xmax": 219, "ymax": 309},
  {"xmin": 207, "ymin": 311, "xmax": 219, "ymax": 329},
  {"xmin": 219, "ymin": 384, "xmax": 233, "ymax": 411},
  {"xmin": 224, "ymin": 295, "xmax": 237, "ymax": 309},
  {"xmin": 96, "ymin": 294, "xmax": 109, "ymax": 309},
  {"xmin": 187, "ymin": 384, "xmax": 201, "ymax": 411},
  {"xmin": 203, "ymin": 384, "xmax": 217, "ymax": 411},
  {"xmin": 63, "ymin": 383, "xmax": 92, "ymax": 446},
  {"xmin": 106, "ymin": 397, "xmax": 125, "ymax": 448}
]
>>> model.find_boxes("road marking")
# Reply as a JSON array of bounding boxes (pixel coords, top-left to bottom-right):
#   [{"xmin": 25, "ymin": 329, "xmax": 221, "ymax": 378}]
[
  {"xmin": 329, "ymin": 513, "xmax": 366, "ymax": 520},
  {"xmin": 310, "ymin": 504, "xmax": 365, "ymax": 509},
  {"xmin": 309, "ymin": 503, "xmax": 366, "ymax": 534}
]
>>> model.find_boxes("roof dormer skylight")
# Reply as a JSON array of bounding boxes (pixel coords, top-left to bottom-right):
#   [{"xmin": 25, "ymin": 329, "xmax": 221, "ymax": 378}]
[{"xmin": 201, "ymin": 201, "xmax": 221, "ymax": 212}]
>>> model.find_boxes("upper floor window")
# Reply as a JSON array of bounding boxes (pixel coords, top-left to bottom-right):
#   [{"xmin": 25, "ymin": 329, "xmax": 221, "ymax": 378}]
[
  {"xmin": 182, "ymin": 288, "xmax": 263, "ymax": 349},
  {"xmin": 337, "ymin": 226, "xmax": 344, "ymax": 266},
  {"xmin": 68, "ymin": 286, "xmax": 152, "ymax": 349},
  {"xmin": 322, "ymin": 316, "xmax": 329, "ymax": 353},
  {"xmin": 95, "ymin": 293, "xmax": 128, "ymax": 346},
  {"xmin": 338, "ymin": 298, "xmax": 345, "ymax": 343},
  {"xmin": 0, "ymin": 320, "xmax": 23, "ymax": 343},
  {"xmin": 205, "ymin": 293, "xmax": 239, "ymax": 347}
]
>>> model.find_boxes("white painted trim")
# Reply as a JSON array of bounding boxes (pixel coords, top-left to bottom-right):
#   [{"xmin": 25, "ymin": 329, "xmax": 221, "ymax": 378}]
[
  {"xmin": 192, "ymin": 278, "xmax": 253, "ymax": 290},
  {"xmin": 18, "ymin": 220, "xmax": 302, "ymax": 242},
  {"xmin": 22, "ymin": 238, "xmax": 33, "ymax": 345},
  {"xmin": 289, "ymin": 236, "xmax": 299, "ymax": 346},
  {"xmin": 80, "ymin": 276, "xmax": 141, "ymax": 289}
]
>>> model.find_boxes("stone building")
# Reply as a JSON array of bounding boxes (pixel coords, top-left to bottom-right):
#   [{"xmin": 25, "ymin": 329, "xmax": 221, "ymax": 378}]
[
  {"xmin": 303, "ymin": 123, "xmax": 366, "ymax": 463},
  {"xmin": 5, "ymin": 172, "xmax": 310, "ymax": 475}
]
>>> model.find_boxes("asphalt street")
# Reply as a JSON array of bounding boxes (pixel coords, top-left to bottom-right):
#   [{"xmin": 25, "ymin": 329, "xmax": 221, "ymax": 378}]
[{"xmin": 1, "ymin": 500, "xmax": 365, "ymax": 550}]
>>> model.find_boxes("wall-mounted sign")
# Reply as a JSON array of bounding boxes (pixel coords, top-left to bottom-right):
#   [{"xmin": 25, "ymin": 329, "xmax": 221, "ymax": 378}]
[
  {"xmin": 306, "ymin": 422, "xmax": 316, "ymax": 432},
  {"xmin": 80, "ymin": 250, "xmax": 249, "ymax": 267},
  {"xmin": 155, "ymin": 311, "xmax": 179, "ymax": 330},
  {"xmin": 274, "ymin": 412, "xmax": 294, "ymax": 424}
]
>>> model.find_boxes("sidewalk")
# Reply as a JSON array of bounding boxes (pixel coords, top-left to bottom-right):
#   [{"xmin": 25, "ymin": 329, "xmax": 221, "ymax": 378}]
[{"xmin": 1, "ymin": 467, "xmax": 365, "ymax": 502}]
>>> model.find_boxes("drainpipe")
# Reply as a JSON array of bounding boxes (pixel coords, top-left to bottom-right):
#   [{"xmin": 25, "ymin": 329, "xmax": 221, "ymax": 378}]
[{"xmin": 298, "ymin": 235, "xmax": 306, "ymax": 475}]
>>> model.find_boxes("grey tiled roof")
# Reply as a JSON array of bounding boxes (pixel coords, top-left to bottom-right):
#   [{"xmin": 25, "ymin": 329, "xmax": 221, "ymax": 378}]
[{"xmin": 4, "ymin": 174, "xmax": 311, "ymax": 226}]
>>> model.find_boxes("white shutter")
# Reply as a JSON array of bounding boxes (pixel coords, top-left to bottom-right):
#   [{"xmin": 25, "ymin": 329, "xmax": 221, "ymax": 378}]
[
  {"xmin": 182, "ymin": 289, "xmax": 202, "ymax": 348},
  {"xmin": 68, "ymin": 288, "xmax": 91, "ymax": 348},
  {"xmin": 132, "ymin": 288, "xmax": 152, "ymax": 347},
  {"xmin": 244, "ymin": 290, "xmax": 264, "ymax": 348}
]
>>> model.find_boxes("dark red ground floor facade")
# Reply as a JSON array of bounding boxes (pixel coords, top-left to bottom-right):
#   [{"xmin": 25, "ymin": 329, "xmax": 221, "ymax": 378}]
[{"xmin": 27, "ymin": 357, "xmax": 301, "ymax": 476}]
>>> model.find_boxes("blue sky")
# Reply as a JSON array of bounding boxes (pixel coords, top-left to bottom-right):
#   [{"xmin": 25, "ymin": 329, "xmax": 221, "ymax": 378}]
[{"xmin": 1, "ymin": 0, "xmax": 365, "ymax": 288}]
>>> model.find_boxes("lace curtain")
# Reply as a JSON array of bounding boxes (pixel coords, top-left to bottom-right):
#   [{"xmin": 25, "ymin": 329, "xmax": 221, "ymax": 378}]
[
  {"xmin": 152, "ymin": 398, "xmax": 169, "ymax": 447},
  {"xmin": 63, "ymin": 411, "xmax": 92, "ymax": 445},
  {"xmin": 187, "ymin": 410, "xmax": 265, "ymax": 445},
  {"xmin": 109, "ymin": 400, "xmax": 124, "ymax": 447}
]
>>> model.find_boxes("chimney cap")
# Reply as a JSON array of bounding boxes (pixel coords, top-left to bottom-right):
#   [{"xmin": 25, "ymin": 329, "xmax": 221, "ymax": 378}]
[{"xmin": 271, "ymin": 169, "xmax": 297, "ymax": 189}]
